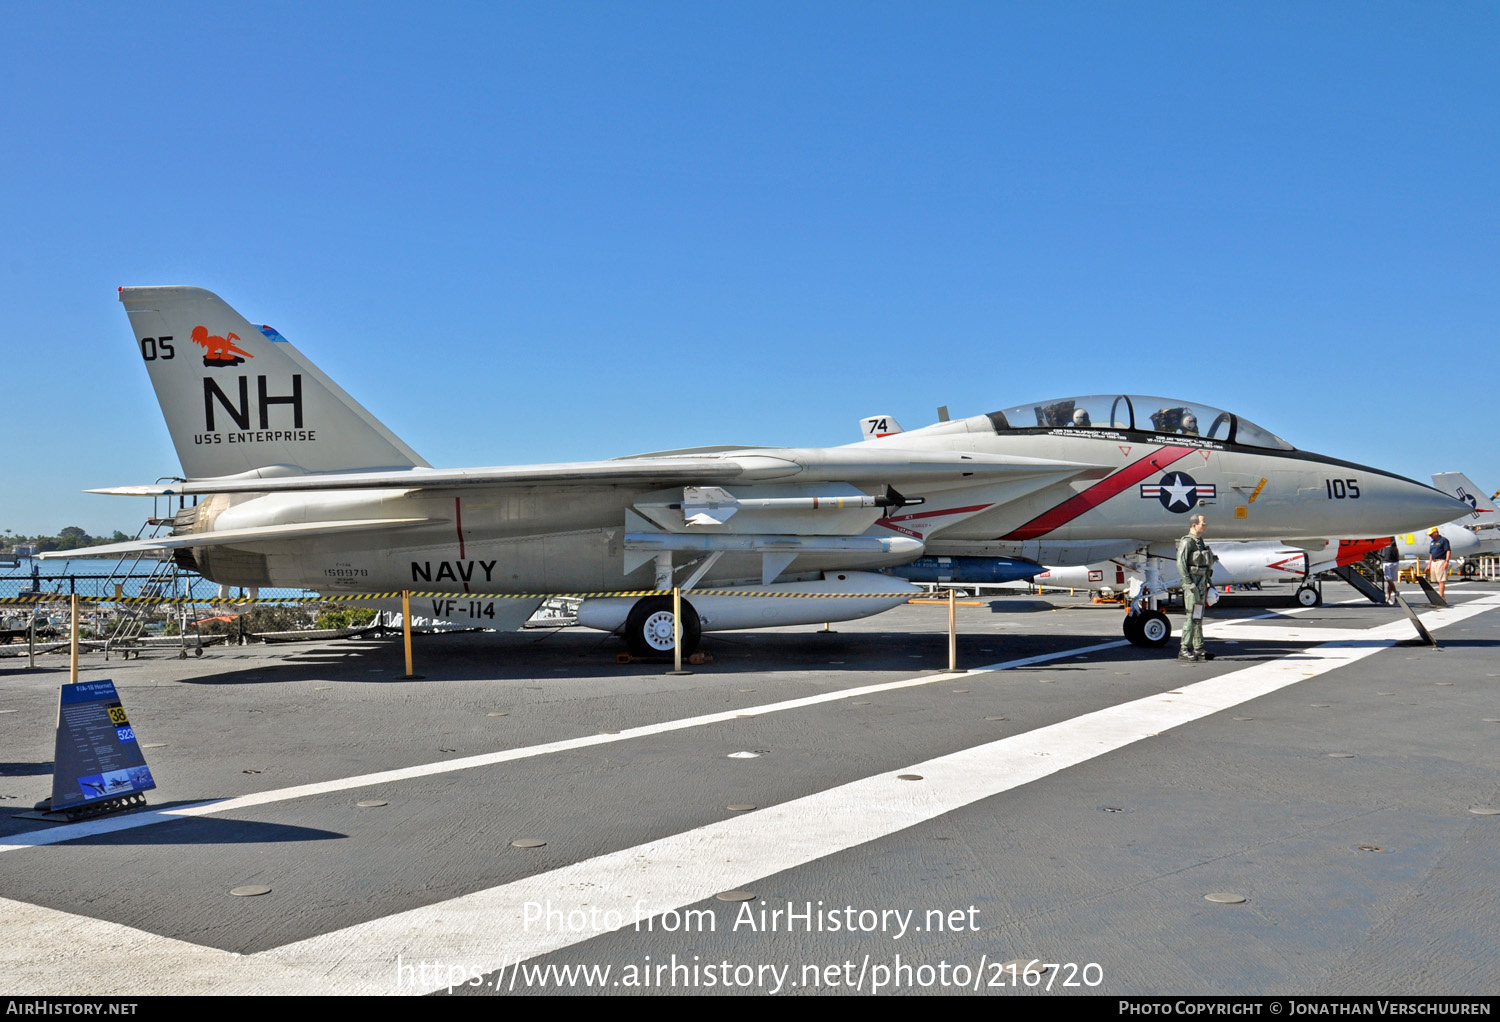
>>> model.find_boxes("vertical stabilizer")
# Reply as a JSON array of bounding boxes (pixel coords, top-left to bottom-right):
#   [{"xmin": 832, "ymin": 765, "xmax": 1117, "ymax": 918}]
[
  {"xmin": 858, "ymin": 415, "xmax": 904, "ymax": 440},
  {"xmin": 1431, "ymin": 472, "xmax": 1497, "ymax": 524},
  {"xmin": 119, "ymin": 286, "xmax": 428, "ymax": 479}
]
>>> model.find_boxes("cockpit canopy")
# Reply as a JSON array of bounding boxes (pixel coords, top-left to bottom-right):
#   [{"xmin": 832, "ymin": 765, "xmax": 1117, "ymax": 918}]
[{"xmin": 985, "ymin": 395, "xmax": 1294, "ymax": 450}]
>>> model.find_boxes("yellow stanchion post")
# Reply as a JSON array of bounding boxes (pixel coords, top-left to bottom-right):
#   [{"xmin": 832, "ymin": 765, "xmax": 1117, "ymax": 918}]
[
  {"xmin": 398, "ymin": 589, "xmax": 423, "ymax": 679},
  {"xmin": 947, "ymin": 587, "xmax": 965, "ymax": 673},
  {"xmin": 667, "ymin": 586, "xmax": 692, "ymax": 675},
  {"xmin": 69, "ymin": 594, "xmax": 80, "ymax": 685}
]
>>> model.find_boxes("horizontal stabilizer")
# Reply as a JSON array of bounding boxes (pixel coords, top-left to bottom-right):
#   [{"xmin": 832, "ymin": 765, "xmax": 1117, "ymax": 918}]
[{"xmin": 35, "ymin": 518, "xmax": 436, "ymax": 559}]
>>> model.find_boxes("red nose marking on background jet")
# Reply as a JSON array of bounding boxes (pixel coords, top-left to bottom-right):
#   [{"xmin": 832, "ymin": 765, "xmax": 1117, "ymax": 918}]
[
  {"xmin": 1337, "ymin": 538, "xmax": 1389, "ymax": 567},
  {"xmin": 998, "ymin": 446, "xmax": 1198, "ymax": 541}
]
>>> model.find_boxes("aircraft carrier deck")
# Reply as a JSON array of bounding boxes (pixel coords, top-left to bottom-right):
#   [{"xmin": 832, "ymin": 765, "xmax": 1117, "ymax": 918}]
[{"xmin": 3, "ymin": 582, "xmax": 1498, "ymax": 997}]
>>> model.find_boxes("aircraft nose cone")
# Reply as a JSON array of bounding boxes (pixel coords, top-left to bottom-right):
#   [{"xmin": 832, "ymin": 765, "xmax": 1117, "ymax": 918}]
[
  {"xmin": 1447, "ymin": 527, "xmax": 1482, "ymax": 556},
  {"xmin": 1373, "ymin": 477, "xmax": 1474, "ymax": 532}
]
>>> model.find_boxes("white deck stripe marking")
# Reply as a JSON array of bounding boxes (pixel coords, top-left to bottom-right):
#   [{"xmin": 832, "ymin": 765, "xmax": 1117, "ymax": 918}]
[
  {"xmin": 1205, "ymin": 626, "xmax": 1383, "ymax": 642},
  {"xmin": 0, "ymin": 897, "xmax": 378, "ymax": 995},
  {"xmin": 7, "ymin": 594, "xmax": 1495, "ymax": 995},
  {"xmin": 0, "ymin": 638, "xmax": 1129, "ymax": 853}
]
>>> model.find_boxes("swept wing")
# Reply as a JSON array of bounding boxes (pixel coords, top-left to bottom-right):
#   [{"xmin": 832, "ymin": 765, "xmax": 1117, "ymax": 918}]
[{"xmin": 88, "ymin": 449, "xmax": 1105, "ymax": 497}]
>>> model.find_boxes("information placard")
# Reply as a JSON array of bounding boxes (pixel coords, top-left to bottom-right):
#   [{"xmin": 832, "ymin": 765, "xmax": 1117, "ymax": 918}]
[{"xmin": 51, "ymin": 680, "xmax": 156, "ymax": 810}]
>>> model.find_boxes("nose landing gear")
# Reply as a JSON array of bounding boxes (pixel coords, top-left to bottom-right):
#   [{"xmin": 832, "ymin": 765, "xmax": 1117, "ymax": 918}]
[{"xmin": 1123, "ymin": 608, "xmax": 1171, "ymax": 647}]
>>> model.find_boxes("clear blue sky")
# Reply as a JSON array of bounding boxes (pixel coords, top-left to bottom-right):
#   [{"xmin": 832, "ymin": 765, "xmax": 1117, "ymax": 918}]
[{"xmin": 2, "ymin": 2, "xmax": 1496, "ymax": 537}]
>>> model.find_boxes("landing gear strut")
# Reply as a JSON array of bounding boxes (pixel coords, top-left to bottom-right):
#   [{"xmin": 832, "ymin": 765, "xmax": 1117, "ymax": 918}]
[
  {"xmin": 1123, "ymin": 560, "xmax": 1172, "ymax": 648},
  {"xmin": 624, "ymin": 595, "xmax": 701, "ymax": 658}
]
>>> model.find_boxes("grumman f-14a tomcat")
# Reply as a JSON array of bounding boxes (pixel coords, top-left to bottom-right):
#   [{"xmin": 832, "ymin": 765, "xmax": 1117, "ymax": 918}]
[{"xmin": 48, "ymin": 286, "xmax": 1466, "ymax": 657}]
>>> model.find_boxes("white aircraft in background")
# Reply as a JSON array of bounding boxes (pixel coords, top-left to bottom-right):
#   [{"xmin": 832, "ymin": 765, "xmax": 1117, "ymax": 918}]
[
  {"xmin": 1030, "ymin": 531, "xmax": 1472, "ymax": 612},
  {"xmin": 40, "ymin": 286, "xmax": 1467, "ymax": 657},
  {"xmin": 1030, "ymin": 539, "xmax": 1381, "ymax": 607}
]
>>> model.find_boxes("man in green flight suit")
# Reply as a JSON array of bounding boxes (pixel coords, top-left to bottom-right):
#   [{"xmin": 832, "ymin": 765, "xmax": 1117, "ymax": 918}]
[{"xmin": 1176, "ymin": 514, "xmax": 1216, "ymax": 662}]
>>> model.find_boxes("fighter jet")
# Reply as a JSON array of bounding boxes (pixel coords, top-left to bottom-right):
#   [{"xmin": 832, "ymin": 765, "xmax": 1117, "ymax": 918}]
[{"xmin": 51, "ymin": 286, "xmax": 1467, "ymax": 656}]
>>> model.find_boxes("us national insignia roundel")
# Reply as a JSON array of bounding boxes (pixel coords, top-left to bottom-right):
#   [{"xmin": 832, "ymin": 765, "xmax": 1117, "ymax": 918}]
[{"xmin": 1139, "ymin": 472, "xmax": 1217, "ymax": 512}]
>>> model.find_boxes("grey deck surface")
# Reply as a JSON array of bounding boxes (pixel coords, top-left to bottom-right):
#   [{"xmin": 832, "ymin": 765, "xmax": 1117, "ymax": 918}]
[{"xmin": 3, "ymin": 582, "xmax": 1496, "ymax": 996}]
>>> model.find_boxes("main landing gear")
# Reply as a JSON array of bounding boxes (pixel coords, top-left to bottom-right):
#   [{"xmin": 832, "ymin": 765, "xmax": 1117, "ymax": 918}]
[
  {"xmin": 624, "ymin": 595, "xmax": 702, "ymax": 658},
  {"xmin": 1123, "ymin": 608, "xmax": 1171, "ymax": 648}
]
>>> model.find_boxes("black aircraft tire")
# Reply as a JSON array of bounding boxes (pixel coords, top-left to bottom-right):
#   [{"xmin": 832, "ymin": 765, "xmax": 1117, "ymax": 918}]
[
  {"xmin": 1123, "ymin": 610, "xmax": 1172, "ymax": 647},
  {"xmin": 624, "ymin": 595, "xmax": 702, "ymax": 658},
  {"xmin": 1296, "ymin": 585, "xmax": 1321, "ymax": 608},
  {"xmin": 1137, "ymin": 609, "xmax": 1172, "ymax": 647}
]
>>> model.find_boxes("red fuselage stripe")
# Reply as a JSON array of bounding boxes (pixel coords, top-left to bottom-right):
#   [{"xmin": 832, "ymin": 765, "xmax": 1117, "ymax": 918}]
[{"xmin": 998, "ymin": 445, "xmax": 1198, "ymax": 541}]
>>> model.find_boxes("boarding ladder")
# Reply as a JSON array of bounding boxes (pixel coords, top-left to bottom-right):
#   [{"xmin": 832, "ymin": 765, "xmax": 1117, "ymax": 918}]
[{"xmin": 101, "ymin": 483, "xmax": 204, "ymax": 660}]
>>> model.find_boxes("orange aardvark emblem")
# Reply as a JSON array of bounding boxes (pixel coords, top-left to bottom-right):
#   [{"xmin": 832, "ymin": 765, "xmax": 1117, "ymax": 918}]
[{"xmin": 191, "ymin": 325, "xmax": 255, "ymax": 367}]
